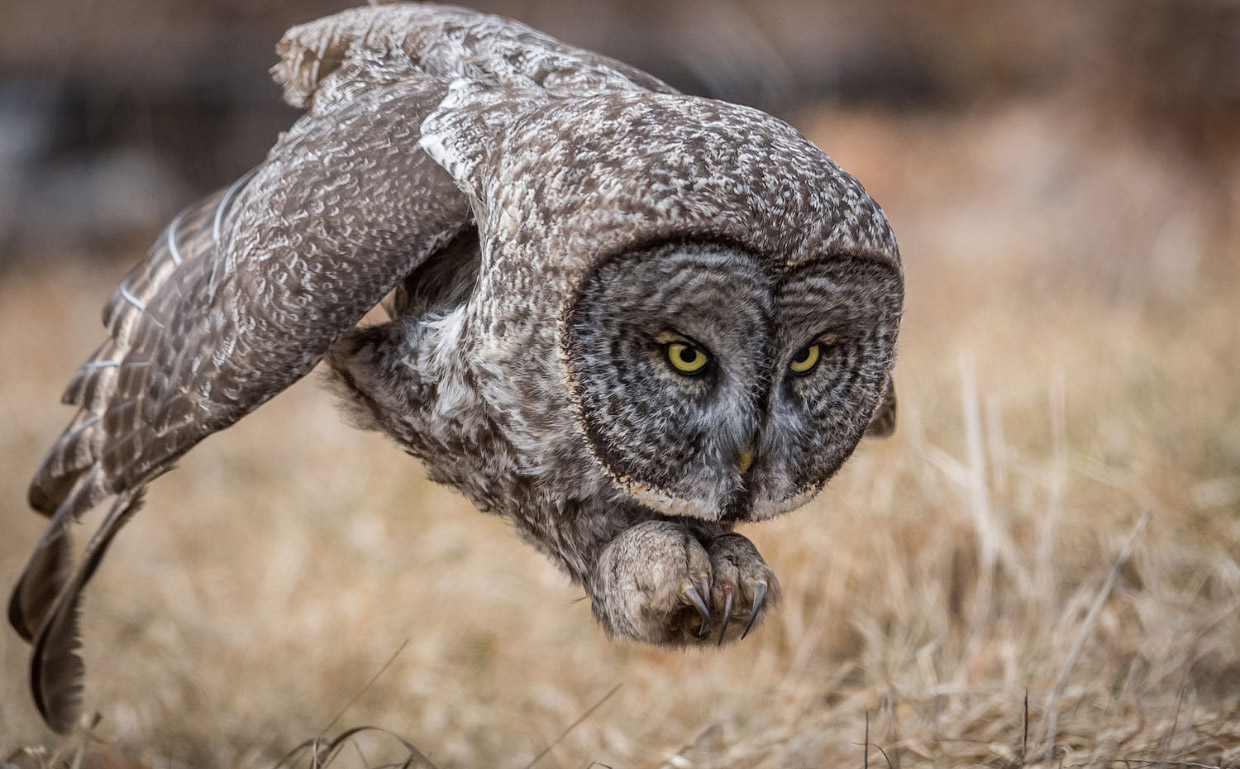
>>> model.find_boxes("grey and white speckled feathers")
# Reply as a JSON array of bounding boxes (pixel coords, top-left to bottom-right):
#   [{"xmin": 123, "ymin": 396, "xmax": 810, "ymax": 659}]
[{"xmin": 9, "ymin": 2, "xmax": 903, "ymax": 732}]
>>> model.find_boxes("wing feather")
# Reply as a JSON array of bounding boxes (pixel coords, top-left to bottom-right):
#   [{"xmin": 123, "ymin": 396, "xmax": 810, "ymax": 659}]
[
  {"xmin": 13, "ymin": 81, "xmax": 469, "ymax": 732},
  {"xmin": 864, "ymin": 376, "xmax": 898, "ymax": 438},
  {"xmin": 29, "ymin": 490, "xmax": 145, "ymax": 733},
  {"xmin": 271, "ymin": 3, "xmax": 675, "ymax": 112}
]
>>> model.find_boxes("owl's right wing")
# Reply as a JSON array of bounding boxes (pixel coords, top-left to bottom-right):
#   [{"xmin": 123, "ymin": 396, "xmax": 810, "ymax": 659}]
[
  {"xmin": 271, "ymin": 2, "xmax": 675, "ymax": 112},
  {"xmin": 11, "ymin": 2, "xmax": 672, "ymax": 733}
]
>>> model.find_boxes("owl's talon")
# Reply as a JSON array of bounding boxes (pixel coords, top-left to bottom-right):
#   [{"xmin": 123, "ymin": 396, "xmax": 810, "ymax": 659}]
[
  {"xmin": 591, "ymin": 523, "xmax": 778, "ymax": 646},
  {"xmin": 591, "ymin": 522, "xmax": 719, "ymax": 644},
  {"xmin": 740, "ymin": 579, "xmax": 767, "ymax": 640},
  {"xmin": 715, "ymin": 587, "xmax": 734, "ymax": 646},
  {"xmin": 679, "ymin": 580, "xmax": 711, "ymax": 626},
  {"xmin": 705, "ymin": 534, "xmax": 779, "ymax": 645}
]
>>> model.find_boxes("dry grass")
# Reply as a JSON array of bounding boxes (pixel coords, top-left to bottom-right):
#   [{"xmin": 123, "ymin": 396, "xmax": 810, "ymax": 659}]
[{"xmin": 2, "ymin": 95, "xmax": 1239, "ymax": 768}]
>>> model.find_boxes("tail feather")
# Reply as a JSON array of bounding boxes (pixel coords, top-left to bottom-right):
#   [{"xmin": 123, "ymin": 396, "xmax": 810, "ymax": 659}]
[
  {"xmin": 61, "ymin": 343, "xmax": 118, "ymax": 407},
  {"xmin": 13, "ymin": 464, "xmax": 111, "ymax": 639},
  {"xmin": 28, "ymin": 425, "xmax": 106, "ymax": 519},
  {"xmin": 30, "ymin": 588, "xmax": 84, "ymax": 735},
  {"xmin": 27, "ymin": 490, "xmax": 145, "ymax": 733},
  {"xmin": 63, "ymin": 355, "xmax": 120, "ymax": 412},
  {"xmin": 27, "ymin": 472, "xmax": 78, "ymax": 517},
  {"xmin": 8, "ymin": 526, "xmax": 73, "ymax": 643},
  {"xmin": 28, "ymin": 415, "xmax": 101, "ymax": 502}
]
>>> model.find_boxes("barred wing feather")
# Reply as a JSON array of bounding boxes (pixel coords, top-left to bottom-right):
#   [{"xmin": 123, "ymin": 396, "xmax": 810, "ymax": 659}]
[{"xmin": 9, "ymin": 2, "xmax": 673, "ymax": 733}]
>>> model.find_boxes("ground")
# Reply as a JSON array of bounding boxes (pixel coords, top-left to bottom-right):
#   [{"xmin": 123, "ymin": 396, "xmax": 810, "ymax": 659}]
[{"xmin": 1, "ymin": 97, "xmax": 1239, "ymax": 768}]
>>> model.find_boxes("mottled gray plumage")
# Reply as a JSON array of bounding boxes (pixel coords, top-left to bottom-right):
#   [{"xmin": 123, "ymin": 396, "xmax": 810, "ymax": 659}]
[{"xmin": 9, "ymin": 2, "xmax": 903, "ymax": 732}]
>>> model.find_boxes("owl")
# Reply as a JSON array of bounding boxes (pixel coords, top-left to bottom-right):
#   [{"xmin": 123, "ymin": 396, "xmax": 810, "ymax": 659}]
[{"xmin": 8, "ymin": 2, "xmax": 903, "ymax": 732}]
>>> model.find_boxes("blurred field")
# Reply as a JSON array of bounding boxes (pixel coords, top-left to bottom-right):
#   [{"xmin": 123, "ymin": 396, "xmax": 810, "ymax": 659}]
[
  {"xmin": 1, "ymin": 90, "xmax": 1238, "ymax": 767},
  {"xmin": 4, "ymin": 0, "xmax": 1240, "ymax": 764}
]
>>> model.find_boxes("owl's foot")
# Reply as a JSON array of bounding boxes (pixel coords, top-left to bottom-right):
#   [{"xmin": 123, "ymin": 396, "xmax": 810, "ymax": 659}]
[
  {"xmin": 591, "ymin": 521, "xmax": 714, "ymax": 644},
  {"xmin": 706, "ymin": 532, "xmax": 781, "ymax": 645},
  {"xmin": 589, "ymin": 521, "xmax": 779, "ymax": 646}
]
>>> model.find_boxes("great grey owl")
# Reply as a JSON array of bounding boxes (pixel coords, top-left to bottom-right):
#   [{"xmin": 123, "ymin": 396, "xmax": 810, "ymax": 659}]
[{"xmin": 9, "ymin": 2, "xmax": 903, "ymax": 732}]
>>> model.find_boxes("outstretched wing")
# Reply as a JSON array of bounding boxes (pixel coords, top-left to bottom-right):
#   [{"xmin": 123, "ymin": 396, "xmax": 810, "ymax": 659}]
[
  {"xmin": 11, "ymin": 77, "xmax": 471, "ymax": 733},
  {"xmin": 10, "ymin": 2, "xmax": 672, "ymax": 733},
  {"xmin": 864, "ymin": 377, "xmax": 898, "ymax": 438}
]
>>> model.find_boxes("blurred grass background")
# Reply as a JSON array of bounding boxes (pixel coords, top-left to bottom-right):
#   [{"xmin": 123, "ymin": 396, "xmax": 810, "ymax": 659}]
[{"xmin": 1, "ymin": 0, "xmax": 1239, "ymax": 766}]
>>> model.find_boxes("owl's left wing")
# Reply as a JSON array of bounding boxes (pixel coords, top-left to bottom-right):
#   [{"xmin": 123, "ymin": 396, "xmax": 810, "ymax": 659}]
[
  {"xmin": 13, "ymin": 3, "xmax": 681, "ymax": 733},
  {"xmin": 864, "ymin": 376, "xmax": 898, "ymax": 438},
  {"xmin": 10, "ymin": 76, "xmax": 472, "ymax": 732}
]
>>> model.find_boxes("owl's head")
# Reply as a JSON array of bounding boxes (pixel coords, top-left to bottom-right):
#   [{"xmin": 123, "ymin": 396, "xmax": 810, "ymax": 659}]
[
  {"xmin": 563, "ymin": 239, "xmax": 901, "ymax": 522},
  {"xmin": 421, "ymin": 85, "xmax": 903, "ymax": 522}
]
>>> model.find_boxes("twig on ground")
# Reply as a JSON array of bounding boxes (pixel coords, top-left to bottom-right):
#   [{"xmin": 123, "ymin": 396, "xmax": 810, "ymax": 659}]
[
  {"xmin": 320, "ymin": 639, "xmax": 411, "ymax": 740},
  {"xmin": 522, "ymin": 684, "xmax": 622, "ymax": 769},
  {"xmin": 1042, "ymin": 510, "xmax": 1153, "ymax": 761},
  {"xmin": 1064, "ymin": 761, "xmax": 1224, "ymax": 769},
  {"xmin": 1020, "ymin": 689, "xmax": 1029, "ymax": 766}
]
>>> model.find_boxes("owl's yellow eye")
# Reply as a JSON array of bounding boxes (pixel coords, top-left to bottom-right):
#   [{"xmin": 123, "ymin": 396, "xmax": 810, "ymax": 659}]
[
  {"xmin": 789, "ymin": 343, "xmax": 821, "ymax": 375},
  {"xmin": 665, "ymin": 342, "xmax": 709, "ymax": 375}
]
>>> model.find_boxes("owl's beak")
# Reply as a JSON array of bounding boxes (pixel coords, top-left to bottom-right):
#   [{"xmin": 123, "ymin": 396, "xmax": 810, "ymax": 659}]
[{"xmin": 738, "ymin": 444, "xmax": 755, "ymax": 473}]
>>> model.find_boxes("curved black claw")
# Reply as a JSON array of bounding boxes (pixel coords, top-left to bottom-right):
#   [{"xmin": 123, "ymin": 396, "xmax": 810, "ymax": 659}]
[
  {"xmin": 715, "ymin": 588, "xmax": 734, "ymax": 646},
  {"xmin": 679, "ymin": 580, "xmax": 711, "ymax": 629},
  {"xmin": 740, "ymin": 579, "xmax": 768, "ymax": 640}
]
